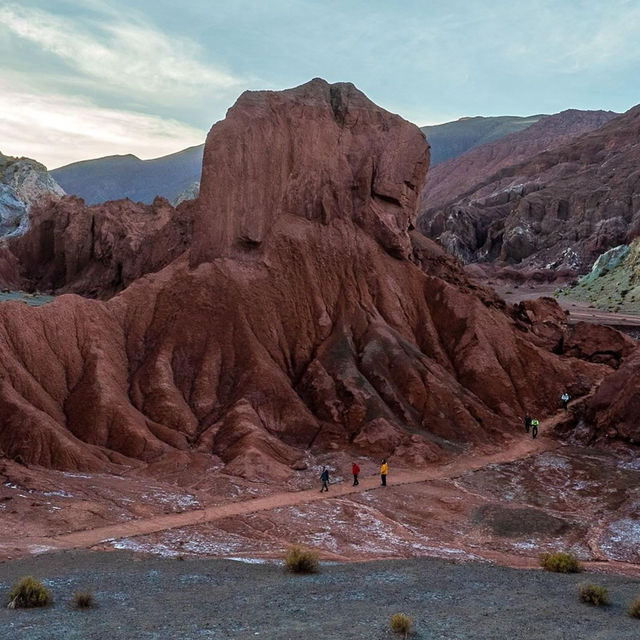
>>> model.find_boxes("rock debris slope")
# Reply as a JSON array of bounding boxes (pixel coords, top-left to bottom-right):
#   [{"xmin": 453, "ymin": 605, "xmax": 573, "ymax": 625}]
[{"xmin": 0, "ymin": 79, "xmax": 608, "ymax": 475}]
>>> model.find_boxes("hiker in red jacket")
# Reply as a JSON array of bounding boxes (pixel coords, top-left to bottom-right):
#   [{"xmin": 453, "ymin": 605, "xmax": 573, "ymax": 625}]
[{"xmin": 352, "ymin": 462, "xmax": 360, "ymax": 486}]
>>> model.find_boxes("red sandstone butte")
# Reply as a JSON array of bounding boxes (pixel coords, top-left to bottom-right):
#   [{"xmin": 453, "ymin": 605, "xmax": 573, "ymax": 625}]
[{"xmin": 0, "ymin": 80, "xmax": 616, "ymax": 476}]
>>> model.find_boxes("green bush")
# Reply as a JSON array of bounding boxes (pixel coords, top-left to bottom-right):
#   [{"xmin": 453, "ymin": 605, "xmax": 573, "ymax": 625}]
[
  {"xmin": 73, "ymin": 590, "xmax": 94, "ymax": 609},
  {"xmin": 540, "ymin": 551, "xmax": 583, "ymax": 573},
  {"xmin": 7, "ymin": 576, "xmax": 52, "ymax": 609},
  {"xmin": 629, "ymin": 596, "xmax": 640, "ymax": 619},
  {"xmin": 579, "ymin": 582, "xmax": 610, "ymax": 606},
  {"xmin": 390, "ymin": 612, "xmax": 413, "ymax": 637},
  {"xmin": 284, "ymin": 546, "xmax": 319, "ymax": 574}
]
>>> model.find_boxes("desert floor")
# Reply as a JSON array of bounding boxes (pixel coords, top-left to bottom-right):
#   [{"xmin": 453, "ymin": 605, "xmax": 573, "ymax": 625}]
[{"xmin": 1, "ymin": 550, "xmax": 639, "ymax": 639}]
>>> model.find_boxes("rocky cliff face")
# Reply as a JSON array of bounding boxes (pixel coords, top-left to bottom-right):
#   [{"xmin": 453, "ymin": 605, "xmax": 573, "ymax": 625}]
[
  {"xmin": 7, "ymin": 195, "xmax": 192, "ymax": 297},
  {"xmin": 194, "ymin": 79, "xmax": 428, "ymax": 263},
  {"xmin": 172, "ymin": 181, "xmax": 200, "ymax": 206},
  {"xmin": 0, "ymin": 153, "xmax": 65, "ymax": 237},
  {"xmin": 418, "ymin": 108, "xmax": 629, "ymax": 272},
  {"xmin": 560, "ymin": 240, "xmax": 640, "ymax": 314},
  {"xmin": 0, "ymin": 80, "xmax": 619, "ymax": 475},
  {"xmin": 580, "ymin": 350, "xmax": 640, "ymax": 445}
]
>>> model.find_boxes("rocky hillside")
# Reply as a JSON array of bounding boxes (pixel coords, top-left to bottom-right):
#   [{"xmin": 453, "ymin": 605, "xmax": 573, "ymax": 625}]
[
  {"xmin": 421, "ymin": 115, "xmax": 546, "ymax": 166},
  {"xmin": 0, "ymin": 152, "xmax": 64, "ymax": 237},
  {"xmin": 418, "ymin": 106, "xmax": 637, "ymax": 273},
  {"xmin": 560, "ymin": 240, "xmax": 640, "ymax": 313},
  {"xmin": 0, "ymin": 80, "xmax": 624, "ymax": 475},
  {"xmin": 51, "ymin": 144, "xmax": 204, "ymax": 205},
  {"xmin": 421, "ymin": 110, "xmax": 617, "ymax": 214}
]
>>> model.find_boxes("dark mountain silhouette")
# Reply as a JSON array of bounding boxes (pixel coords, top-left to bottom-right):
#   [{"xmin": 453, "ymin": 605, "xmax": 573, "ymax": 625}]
[
  {"xmin": 422, "ymin": 115, "xmax": 546, "ymax": 166},
  {"xmin": 51, "ymin": 144, "xmax": 204, "ymax": 205}
]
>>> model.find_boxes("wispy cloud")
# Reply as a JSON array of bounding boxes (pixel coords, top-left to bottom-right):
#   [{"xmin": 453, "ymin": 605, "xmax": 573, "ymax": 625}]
[
  {"xmin": 0, "ymin": 80, "xmax": 206, "ymax": 168},
  {"xmin": 495, "ymin": 1, "xmax": 640, "ymax": 75},
  {"xmin": 0, "ymin": 3, "xmax": 242, "ymax": 101}
]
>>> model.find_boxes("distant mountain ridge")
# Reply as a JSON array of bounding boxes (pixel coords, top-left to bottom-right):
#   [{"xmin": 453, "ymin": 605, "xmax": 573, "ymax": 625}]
[
  {"xmin": 51, "ymin": 144, "xmax": 204, "ymax": 205},
  {"xmin": 421, "ymin": 115, "xmax": 546, "ymax": 166},
  {"xmin": 49, "ymin": 115, "xmax": 557, "ymax": 206},
  {"xmin": 50, "ymin": 110, "xmax": 617, "ymax": 208},
  {"xmin": 420, "ymin": 109, "xmax": 618, "ymax": 214}
]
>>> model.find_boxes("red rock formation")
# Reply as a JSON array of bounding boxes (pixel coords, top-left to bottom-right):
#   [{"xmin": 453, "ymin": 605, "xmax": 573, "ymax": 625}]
[
  {"xmin": 5, "ymin": 195, "xmax": 192, "ymax": 297},
  {"xmin": 563, "ymin": 322, "xmax": 637, "ymax": 369},
  {"xmin": 194, "ymin": 79, "xmax": 428, "ymax": 263},
  {"xmin": 512, "ymin": 297, "xmax": 568, "ymax": 352},
  {"xmin": 418, "ymin": 107, "xmax": 636, "ymax": 272},
  {"xmin": 577, "ymin": 350, "xmax": 640, "ymax": 444},
  {"xmin": 0, "ymin": 80, "xmax": 612, "ymax": 475}
]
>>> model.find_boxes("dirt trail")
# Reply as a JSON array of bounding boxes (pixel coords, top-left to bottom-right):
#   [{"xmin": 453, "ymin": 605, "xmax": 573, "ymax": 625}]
[
  {"xmin": 31, "ymin": 406, "xmax": 640, "ymax": 577},
  {"xmin": 45, "ymin": 428, "xmax": 559, "ymax": 553}
]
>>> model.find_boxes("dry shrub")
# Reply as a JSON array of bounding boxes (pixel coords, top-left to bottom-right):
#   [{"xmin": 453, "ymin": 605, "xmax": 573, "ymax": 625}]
[
  {"xmin": 7, "ymin": 576, "xmax": 52, "ymax": 609},
  {"xmin": 390, "ymin": 612, "xmax": 413, "ymax": 637},
  {"xmin": 73, "ymin": 590, "xmax": 94, "ymax": 609},
  {"xmin": 284, "ymin": 546, "xmax": 319, "ymax": 574},
  {"xmin": 629, "ymin": 596, "xmax": 640, "ymax": 619},
  {"xmin": 578, "ymin": 583, "xmax": 610, "ymax": 606},
  {"xmin": 540, "ymin": 551, "xmax": 583, "ymax": 573}
]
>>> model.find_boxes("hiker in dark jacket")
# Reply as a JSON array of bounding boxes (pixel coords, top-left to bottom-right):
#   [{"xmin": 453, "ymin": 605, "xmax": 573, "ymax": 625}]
[
  {"xmin": 352, "ymin": 462, "xmax": 360, "ymax": 486},
  {"xmin": 320, "ymin": 467, "xmax": 329, "ymax": 492},
  {"xmin": 524, "ymin": 415, "xmax": 532, "ymax": 433}
]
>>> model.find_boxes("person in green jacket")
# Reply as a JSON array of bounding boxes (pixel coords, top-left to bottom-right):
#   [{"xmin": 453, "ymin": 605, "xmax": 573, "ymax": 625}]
[{"xmin": 531, "ymin": 418, "xmax": 539, "ymax": 439}]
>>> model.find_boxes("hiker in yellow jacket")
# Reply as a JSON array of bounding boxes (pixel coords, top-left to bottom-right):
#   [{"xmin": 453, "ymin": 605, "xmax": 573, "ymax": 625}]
[{"xmin": 380, "ymin": 459, "xmax": 388, "ymax": 487}]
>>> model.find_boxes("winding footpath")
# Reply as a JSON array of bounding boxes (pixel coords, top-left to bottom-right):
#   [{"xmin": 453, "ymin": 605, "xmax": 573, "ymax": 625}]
[
  {"xmin": 46, "ymin": 430, "xmax": 558, "ymax": 553},
  {"xmin": 38, "ymin": 406, "xmax": 640, "ymax": 577}
]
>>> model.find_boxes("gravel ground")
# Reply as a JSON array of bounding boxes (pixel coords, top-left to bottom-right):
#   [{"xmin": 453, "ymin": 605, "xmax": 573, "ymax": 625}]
[{"xmin": 0, "ymin": 550, "xmax": 639, "ymax": 639}]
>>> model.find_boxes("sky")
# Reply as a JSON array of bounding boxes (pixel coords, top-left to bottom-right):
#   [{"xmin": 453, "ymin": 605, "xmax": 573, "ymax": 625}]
[{"xmin": 1, "ymin": 0, "xmax": 639, "ymax": 168}]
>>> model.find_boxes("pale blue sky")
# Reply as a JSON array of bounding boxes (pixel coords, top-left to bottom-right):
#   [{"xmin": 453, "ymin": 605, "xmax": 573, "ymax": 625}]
[{"xmin": 1, "ymin": 0, "xmax": 638, "ymax": 167}]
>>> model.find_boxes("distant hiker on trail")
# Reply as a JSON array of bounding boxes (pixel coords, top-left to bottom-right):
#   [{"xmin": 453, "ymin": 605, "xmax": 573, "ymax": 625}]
[
  {"xmin": 352, "ymin": 462, "xmax": 360, "ymax": 486},
  {"xmin": 561, "ymin": 392, "xmax": 570, "ymax": 413},
  {"xmin": 531, "ymin": 418, "xmax": 539, "ymax": 439},
  {"xmin": 524, "ymin": 415, "xmax": 532, "ymax": 433},
  {"xmin": 380, "ymin": 459, "xmax": 388, "ymax": 486},
  {"xmin": 320, "ymin": 467, "xmax": 329, "ymax": 492}
]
